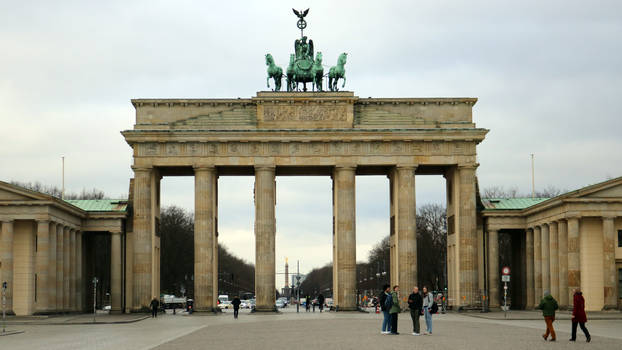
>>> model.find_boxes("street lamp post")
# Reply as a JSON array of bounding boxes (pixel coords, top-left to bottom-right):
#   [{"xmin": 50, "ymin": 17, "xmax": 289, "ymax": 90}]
[{"xmin": 92, "ymin": 277, "xmax": 98, "ymax": 323}]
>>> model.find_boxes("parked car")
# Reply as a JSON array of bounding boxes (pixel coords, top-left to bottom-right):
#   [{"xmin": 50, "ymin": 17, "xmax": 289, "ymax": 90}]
[
  {"xmin": 275, "ymin": 299, "xmax": 286, "ymax": 308},
  {"xmin": 218, "ymin": 301, "xmax": 232, "ymax": 309}
]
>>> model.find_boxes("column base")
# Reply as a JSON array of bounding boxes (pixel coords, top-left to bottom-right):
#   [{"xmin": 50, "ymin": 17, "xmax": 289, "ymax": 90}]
[
  {"xmin": 193, "ymin": 307, "xmax": 221, "ymax": 313},
  {"xmin": 335, "ymin": 306, "xmax": 358, "ymax": 312},
  {"xmin": 252, "ymin": 306, "xmax": 278, "ymax": 313}
]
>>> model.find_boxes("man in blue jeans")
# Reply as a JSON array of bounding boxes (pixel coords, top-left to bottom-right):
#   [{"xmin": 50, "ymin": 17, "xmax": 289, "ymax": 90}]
[{"xmin": 379, "ymin": 284, "xmax": 392, "ymax": 334}]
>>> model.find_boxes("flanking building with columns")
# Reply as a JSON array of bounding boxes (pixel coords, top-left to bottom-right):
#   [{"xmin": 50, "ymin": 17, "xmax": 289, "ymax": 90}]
[
  {"xmin": 0, "ymin": 181, "xmax": 127, "ymax": 315},
  {"xmin": 481, "ymin": 176, "xmax": 622, "ymax": 311}
]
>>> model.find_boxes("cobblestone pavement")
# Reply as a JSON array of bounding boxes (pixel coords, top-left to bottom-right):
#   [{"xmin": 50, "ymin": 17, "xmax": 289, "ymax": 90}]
[{"xmin": 1, "ymin": 309, "xmax": 621, "ymax": 349}]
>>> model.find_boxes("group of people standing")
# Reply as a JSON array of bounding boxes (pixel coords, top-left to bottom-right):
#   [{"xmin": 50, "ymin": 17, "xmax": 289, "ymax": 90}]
[
  {"xmin": 537, "ymin": 288, "xmax": 591, "ymax": 342},
  {"xmin": 379, "ymin": 284, "xmax": 435, "ymax": 335}
]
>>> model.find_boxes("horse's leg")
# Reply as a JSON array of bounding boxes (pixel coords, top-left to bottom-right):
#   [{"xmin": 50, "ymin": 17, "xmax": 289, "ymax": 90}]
[
  {"xmin": 342, "ymin": 75, "xmax": 346, "ymax": 88},
  {"xmin": 267, "ymin": 76, "xmax": 270, "ymax": 89}
]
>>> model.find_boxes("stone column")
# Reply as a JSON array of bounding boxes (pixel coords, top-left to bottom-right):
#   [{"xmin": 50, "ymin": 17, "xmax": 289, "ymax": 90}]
[
  {"xmin": 541, "ymin": 224, "xmax": 550, "ymax": 295},
  {"xmin": 549, "ymin": 222, "xmax": 559, "ymax": 301},
  {"xmin": 56, "ymin": 224, "xmax": 64, "ymax": 311},
  {"xmin": 110, "ymin": 231, "xmax": 122, "ymax": 313},
  {"xmin": 1, "ymin": 220, "xmax": 14, "ymax": 314},
  {"xmin": 558, "ymin": 220, "xmax": 569, "ymax": 308},
  {"xmin": 567, "ymin": 217, "xmax": 580, "ymax": 304},
  {"xmin": 76, "ymin": 231, "xmax": 83, "ymax": 312},
  {"xmin": 194, "ymin": 166, "xmax": 217, "ymax": 312},
  {"xmin": 333, "ymin": 166, "xmax": 357, "ymax": 311},
  {"xmin": 457, "ymin": 164, "xmax": 478, "ymax": 306},
  {"xmin": 534, "ymin": 226, "xmax": 542, "ymax": 303},
  {"xmin": 48, "ymin": 223, "xmax": 57, "ymax": 312},
  {"xmin": 35, "ymin": 220, "xmax": 50, "ymax": 313},
  {"xmin": 602, "ymin": 216, "xmax": 617, "ymax": 309},
  {"xmin": 133, "ymin": 167, "xmax": 153, "ymax": 310},
  {"xmin": 488, "ymin": 229, "xmax": 500, "ymax": 308},
  {"xmin": 254, "ymin": 166, "xmax": 276, "ymax": 312},
  {"xmin": 70, "ymin": 229, "xmax": 77, "ymax": 311},
  {"xmin": 525, "ymin": 228, "xmax": 534, "ymax": 309},
  {"xmin": 63, "ymin": 226, "xmax": 70, "ymax": 311}
]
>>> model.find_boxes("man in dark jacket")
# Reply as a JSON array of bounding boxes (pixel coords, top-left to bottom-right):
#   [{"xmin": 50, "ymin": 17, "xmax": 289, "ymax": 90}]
[
  {"xmin": 537, "ymin": 291, "xmax": 559, "ymax": 341},
  {"xmin": 570, "ymin": 288, "xmax": 591, "ymax": 342},
  {"xmin": 408, "ymin": 286, "xmax": 423, "ymax": 335},
  {"xmin": 318, "ymin": 294, "xmax": 325, "ymax": 312},
  {"xmin": 231, "ymin": 296, "xmax": 241, "ymax": 319},
  {"xmin": 150, "ymin": 297, "xmax": 159, "ymax": 318}
]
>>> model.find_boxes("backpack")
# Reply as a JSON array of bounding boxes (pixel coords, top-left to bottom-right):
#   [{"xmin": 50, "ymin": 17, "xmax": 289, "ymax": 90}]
[
  {"xmin": 430, "ymin": 301, "xmax": 438, "ymax": 314},
  {"xmin": 384, "ymin": 293, "xmax": 393, "ymax": 309}
]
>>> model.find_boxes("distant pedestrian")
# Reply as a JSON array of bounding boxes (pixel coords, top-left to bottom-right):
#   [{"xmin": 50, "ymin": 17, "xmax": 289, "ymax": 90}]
[
  {"xmin": 422, "ymin": 286, "xmax": 434, "ymax": 335},
  {"xmin": 313, "ymin": 297, "xmax": 316, "ymax": 312},
  {"xmin": 537, "ymin": 290, "xmax": 559, "ymax": 341},
  {"xmin": 232, "ymin": 296, "xmax": 241, "ymax": 319},
  {"xmin": 389, "ymin": 285, "xmax": 401, "ymax": 335},
  {"xmin": 150, "ymin": 297, "xmax": 159, "ymax": 318},
  {"xmin": 318, "ymin": 293, "xmax": 325, "ymax": 313},
  {"xmin": 408, "ymin": 286, "xmax": 423, "ymax": 336},
  {"xmin": 306, "ymin": 295, "xmax": 311, "ymax": 312},
  {"xmin": 379, "ymin": 284, "xmax": 392, "ymax": 334},
  {"xmin": 570, "ymin": 288, "xmax": 591, "ymax": 343}
]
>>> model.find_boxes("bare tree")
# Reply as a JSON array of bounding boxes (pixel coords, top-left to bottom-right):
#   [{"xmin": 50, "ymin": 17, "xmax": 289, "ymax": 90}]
[
  {"xmin": 10, "ymin": 180, "xmax": 107, "ymax": 199},
  {"xmin": 481, "ymin": 186, "xmax": 520, "ymax": 199}
]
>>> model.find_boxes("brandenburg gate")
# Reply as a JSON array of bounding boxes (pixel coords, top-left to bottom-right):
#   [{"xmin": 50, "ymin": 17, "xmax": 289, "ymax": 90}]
[{"xmin": 121, "ymin": 91, "xmax": 488, "ymax": 312}]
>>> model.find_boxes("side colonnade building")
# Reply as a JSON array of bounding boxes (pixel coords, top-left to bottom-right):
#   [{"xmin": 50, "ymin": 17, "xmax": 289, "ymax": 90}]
[
  {"xmin": 0, "ymin": 181, "xmax": 127, "ymax": 315},
  {"xmin": 482, "ymin": 176, "xmax": 622, "ymax": 311}
]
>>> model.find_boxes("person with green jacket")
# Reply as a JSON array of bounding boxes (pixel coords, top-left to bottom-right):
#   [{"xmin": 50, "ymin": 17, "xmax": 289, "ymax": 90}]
[
  {"xmin": 389, "ymin": 285, "xmax": 401, "ymax": 335},
  {"xmin": 537, "ymin": 291, "xmax": 559, "ymax": 341}
]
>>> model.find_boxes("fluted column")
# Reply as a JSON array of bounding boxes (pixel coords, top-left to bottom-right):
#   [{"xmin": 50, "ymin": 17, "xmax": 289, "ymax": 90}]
[
  {"xmin": 254, "ymin": 166, "xmax": 276, "ymax": 312},
  {"xmin": 133, "ymin": 166, "xmax": 153, "ymax": 310},
  {"xmin": 541, "ymin": 224, "xmax": 550, "ymax": 295},
  {"xmin": 534, "ymin": 226, "xmax": 542, "ymax": 304},
  {"xmin": 558, "ymin": 220, "xmax": 568, "ymax": 308},
  {"xmin": 63, "ymin": 226, "xmax": 70, "ymax": 311},
  {"xmin": 602, "ymin": 216, "xmax": 617, "ymax": 309},
  {"xmin": 48, "ymin": 223, "xmax": 57, "ymax": 312},
  {"xmin": 333, "ymin": 166, "xmax": 357, "ymax": 311},
  {"xmin": 1, "ymin": 220, "xmax": 14, "ymax": 314},
  {"xmin": 567, "ymin": 217, "xmax": 580, "ymax": 303},
  {"xmin": 488, "ymin": 229, "xmax": 500, "ymax": 308},
  {"xmin": 35, "ymin": 220, "xmax": 50, "ymax": 313},
  {"xmin": 76, "ymin": 231, "xmax": 83, "ymax": 312},
  {"xmin": 70, "ymin": 229, "xmax": 77, "ymax": 311},
  {"xmin": 194, "ymin": 166, "xmax": 217, "ymax": 312},
  {"xmin": 110, "ymin": 231, "xmax": 122, "ymax": 313},
  {"xmin": 549, "ymin": 222, "xmax": 559, "ymax": 301},
  {"xmin": 56, "ymin": 224, "xmax": 64, "ymax": 311},
  {"xmin": 457, "ymin": 164, "xmax": 478, "ymax": 307},
  {"xmin": 525, "ymin": 228, "xmax": 534, "ymax": 309}
]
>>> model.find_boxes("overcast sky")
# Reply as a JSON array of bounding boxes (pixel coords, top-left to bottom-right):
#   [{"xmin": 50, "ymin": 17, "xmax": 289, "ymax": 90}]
[{"xmin": 2, "ymin": 1, "xmax": 621, "ymax": 289}]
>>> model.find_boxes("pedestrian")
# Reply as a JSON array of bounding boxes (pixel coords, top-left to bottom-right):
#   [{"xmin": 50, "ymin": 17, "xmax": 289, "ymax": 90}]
[
  {"xmin": 306, "ymin": 295, "xmax": 311, "ymax": 312},
  {"xmin": 422, "ymin": 286, "xmax": 434, "ymax": 335},
  {"xmin": 389, "ymin": 285, "xmax": 401, "ymax": 335},
  {"xmin": 150, "ymin": 297, "xmax": 159, "ymax": 318},
  {"xmin": 232, "ymin": 295, "xmax": 241, "ymax": 319},
  {"xmin": 318, "ymin": 293, "xmax": 325, "ymax": 313},
  {"xmin": 408, "ymin": 286, "xmax": 423, "ymax": 336},
  {"xmin": 379, "ymin": 284, "xmax": 392, "ymax": 334},
  {"xmin": 570, "ymin": 288, "xmax": 591, "ymax": 343},
  {"xmin": 537, "ymin": 290, "xmax": 559, "ymax": 341},
  {"xmin": 312, "ymin": 297, "xmax": 316, "ymax": 312}
]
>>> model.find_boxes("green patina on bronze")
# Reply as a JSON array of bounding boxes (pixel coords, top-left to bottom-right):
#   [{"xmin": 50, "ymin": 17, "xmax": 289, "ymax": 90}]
[{"xmin": 265, "ymin": 9, "xmax": 348, "ymax": 92}]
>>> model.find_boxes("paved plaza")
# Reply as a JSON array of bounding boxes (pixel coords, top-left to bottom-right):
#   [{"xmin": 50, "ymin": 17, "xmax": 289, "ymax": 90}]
[{"xmin": 1, "ymin": 309, "xmax": 621, "ymax": 349}]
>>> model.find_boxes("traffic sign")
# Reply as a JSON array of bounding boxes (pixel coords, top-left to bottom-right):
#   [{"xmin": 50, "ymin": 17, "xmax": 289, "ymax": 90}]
[
  {"xmin": 502, "ymin": 266, "xmax": 511, "ymax": 275},
  {"xmin": 501, "ymin": 275, "xmax": 510, "ymax": 282}
]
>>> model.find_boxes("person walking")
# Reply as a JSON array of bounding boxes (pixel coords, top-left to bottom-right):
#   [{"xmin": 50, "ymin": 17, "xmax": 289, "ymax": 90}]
[
  {"xmin": 422, "ymin": 286, "xmax": 434, "ymax": 335},
  {"xmin": 408, "ymin": 286, "xmax": 423, "ymax": 336},
  {"xmin": 318, "ymin": 293, "xmax": 325, "ymax": 313},
  {"xmin": 312, "ymin": 297, "xmax": 316, "ymax": 312},
  {"xmin": 389, "ymin": 285, "xmax": 401, "ymax": 335},
  {"xmin": 537, "ymin": 290, "xmax": 559, "ymax": 341},
  {"xmin": 150, "ymin": 297, "xmax": 159, "ymax": 318},
  {"xmin": 379, "ymin": 284, "xmax": 392, "ymax": 334},
  {"xmin": 231, "ymin": 296, "xmax": 241, "ymax": 319},
  {"xmin": 570, "ymin": 288, "xmax": 591, "ymax": 342},
  {"xmin": 306, "ymin": 295, "xmax": 311, "ymax": 312}
]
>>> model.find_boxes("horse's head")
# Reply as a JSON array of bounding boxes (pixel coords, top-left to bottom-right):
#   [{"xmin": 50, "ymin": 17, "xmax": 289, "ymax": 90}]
[
  {"xmin": 339, "ymin": 53, "xmax": 348, "ymax": 65},
  {"xmin": 265, "ymin": 53, "xmax": 273, "ymax": 66},
  {"xmin": 315, "ymin": 52, "xmax": 323, "ymax": 64}
]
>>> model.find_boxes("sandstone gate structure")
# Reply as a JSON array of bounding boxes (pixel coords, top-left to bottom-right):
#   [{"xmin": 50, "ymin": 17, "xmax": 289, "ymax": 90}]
[{"xmin": 121, "ymin": 91, "xmax": 487, "ymax": 312}]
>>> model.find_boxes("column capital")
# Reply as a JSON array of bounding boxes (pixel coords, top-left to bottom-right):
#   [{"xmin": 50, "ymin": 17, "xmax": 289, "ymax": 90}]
[
  {"xmin": 566, "ymin": 214, "xmax": 581, "ymax": 221},
  {"xmin": 254, "ymin": 165, "xmax": 276, "ymax": 171},
  {"xmin": 131, "ymin": 166, "xmax": 153, "ymax": 172},
  {"xmin": 36, "ymin": 219, "xmax": 50, "ymax": 224},
  {"xmin": 2, "ymin": 219, "xmax": 15, "ymax": 224},
  {"xmin": 457, "ymin": 163, "xmax": 479, "ymax": 170},
  {"xmin": 334, "ymin": 165, "xmax": 356, "ymax": 170},
  {"xmin": 602, "ymin": 214, "xmax": 616, "ymax": 221},
  {"xmin": 193, "ymin": 165, "xmax": 216, "ymax": 172},
  {"xmin": 395, "ymin": 164, "xmax": 418, "ymax": 170}
]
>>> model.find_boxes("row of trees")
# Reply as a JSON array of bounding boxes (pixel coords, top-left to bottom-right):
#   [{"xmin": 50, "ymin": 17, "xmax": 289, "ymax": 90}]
[
  {"xmin": 300, "ymin": 204, "xmax": 448, "ymax": 297},
  {"xmin": 10, "ymin": 180, "xmax": 109, "ymax": 199},
  {"xmin": 481, "ymin": 185, "xmax": 566, "ymax": 199},
  {"xmin": 159, "ymin": 206, "xmax": 255, "ymax": 297}
]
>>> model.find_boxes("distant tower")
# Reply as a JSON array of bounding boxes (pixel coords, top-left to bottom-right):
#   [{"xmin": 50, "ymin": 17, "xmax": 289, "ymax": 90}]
[{"xmin": 285, "ymin": 257, "xmax": 290, "ymax": 288}]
